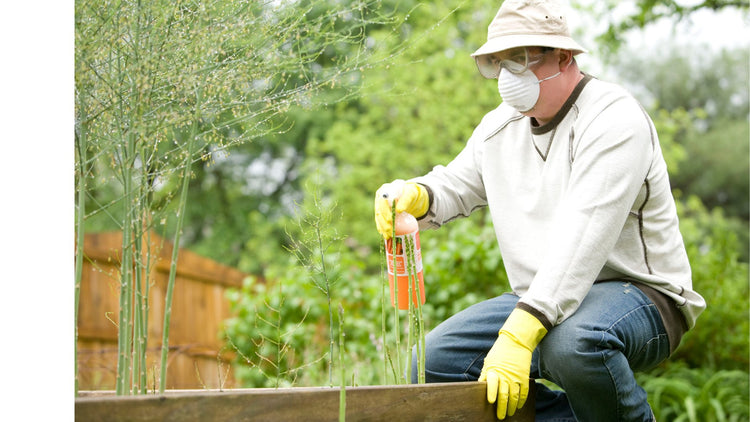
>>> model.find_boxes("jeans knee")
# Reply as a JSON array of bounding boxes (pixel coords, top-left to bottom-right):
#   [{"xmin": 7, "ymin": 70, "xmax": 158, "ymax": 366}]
[
  {"xmin": 538, "ymin": 323, "xmax": 613, "ymax": 381},
  {"xmin": 417, "ymin": 330, "xmax": 485, "ymax": 382},
  {"xmin": 421, "ymin": 331, "xmax": 456, "ymax": 373}
]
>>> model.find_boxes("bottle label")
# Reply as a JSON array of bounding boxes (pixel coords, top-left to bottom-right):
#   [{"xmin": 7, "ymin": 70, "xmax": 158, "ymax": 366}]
[{"xmin": 385, "ymin": 231, "xmax": 422, "ymax": 276}]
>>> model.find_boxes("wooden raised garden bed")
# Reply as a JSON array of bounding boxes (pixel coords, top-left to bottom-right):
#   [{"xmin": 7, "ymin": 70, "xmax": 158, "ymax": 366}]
[{"xmin": 76, "ymin": 381, "xmax": 535, "ymax": 421}]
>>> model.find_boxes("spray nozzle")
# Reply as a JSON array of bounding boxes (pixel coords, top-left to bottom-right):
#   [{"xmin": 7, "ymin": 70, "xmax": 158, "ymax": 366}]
[{"xmin": 376, "ymin": 179, "xmax": 406, "ymax": 206}]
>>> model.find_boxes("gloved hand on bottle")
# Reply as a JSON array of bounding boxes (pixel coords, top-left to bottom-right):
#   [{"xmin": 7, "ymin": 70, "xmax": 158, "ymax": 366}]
[
  {"xmin": 374, "ymin": 180, "xmax": 430, "ymax": 239},
  {"xmin": 479, "ymin": 308, "xmax": 547, "ymax": 420}
]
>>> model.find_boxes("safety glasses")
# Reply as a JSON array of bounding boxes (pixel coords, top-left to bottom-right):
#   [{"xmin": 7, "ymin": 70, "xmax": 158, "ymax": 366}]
[{"xmin": 474, "ymin": 47, "xmax": 550, "ymax": 79}]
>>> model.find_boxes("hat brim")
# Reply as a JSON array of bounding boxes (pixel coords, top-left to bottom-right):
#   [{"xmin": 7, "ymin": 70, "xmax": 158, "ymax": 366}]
[{"xmin": 471, "ymin": 34, "xmax": 587, "ymax": 57}]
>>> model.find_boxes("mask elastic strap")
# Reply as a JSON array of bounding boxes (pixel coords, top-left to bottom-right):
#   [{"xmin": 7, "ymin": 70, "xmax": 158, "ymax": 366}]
[
  {"xmin": 536, "ymin": 54, "xmax": 573, "ymax": 84},
  {"xmin": 536, "ymin": 71, "xmax": 561, "ymax": 84}
]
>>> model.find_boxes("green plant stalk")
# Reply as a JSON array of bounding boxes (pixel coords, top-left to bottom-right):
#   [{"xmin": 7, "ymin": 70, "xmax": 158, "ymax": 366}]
[
  {"xmin": 135, "ymin": 145, "xmax": 153, "ymax": 394},
  {"xmin": 338, "ymin": 303, "xmax": 346, "ymax": 422},
  {"xmin": 405, "ymin": 235, "xmax": 415, "ymax": 383},
  {"xmin": 275, "ymin": 283, "xmax": 284, "ymax": 388},
  {"xmin": 129, "ymin": 1, "xmax": 145, "ymax": 394},
  {"xmin": 131, "ymin": 202, "xmax": 142, "ymax": 393},
  {"xmin": 73, "ymin": 114, "xmax": 88, "ymax": 397},
  {"xmin": 405, "ymin": 234, "xmax": 426, "ymax": 383},
  {"xmin": 113, "ymin": 4, "xmax": 141, "ymax": 392},
  {"xmin": 158, "ymin": 154, "xmax": 190, "ymax": 393},
  {"xmin": 416, "ymin": 278, "xmax": 425, "ymax": 384},
  {"xmin": 406, "ymin": 235, "xmax": 414, "ymax": 383},
  {"xmin": 107, "ymin": 1, "xmax": 144, "ymax": 394},
  {"xmin": 131, "ymin": 208, "xmax": 150, "ymax": 394},
  {"xmin": 115, "ymin": 229, "xmax": 128, "ymax": 394},
  {"xmin": 315, "ymin": 224, "xmax": 335, "ymax": 387},
  {"xmin": 385, "ymin": 348, "xmax": 399, "ymax": 384},
  {"xmin": 139, "ymin": 230, "xmax": 152, "ymax": 394},
  {"xmin": 159, "ymin": 97, "xmax": 199, "ymax": 394},
  {"xmin": 379, "ymin": 241, "xmax": 388, "ymax": 384},
  {"xmin": 132, "ymin": 222, "xmax": 143, "ymax": 394},
  {"xmin": 390, "ymin": 205, "xmax": 402, "ymax": 384},
  {"xmin": 121, "ymin": 0, "xmax": 155, "ymax": 393},
  {"xmin": 116, "ymin": 130, "xmax": 136, "ymax": 395}
]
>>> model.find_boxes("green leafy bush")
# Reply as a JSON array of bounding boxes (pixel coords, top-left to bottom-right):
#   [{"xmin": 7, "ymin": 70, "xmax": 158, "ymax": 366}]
[
  {"xmin": 672, "ymin": 196, "xmax": 749, "ymax": 371},
  {"xmin": 226, "ymin": 261, "xmax": 413, "ymax": 387},
  {"xmin": 638, "ymin": 363, "xmax": 749, "ymax": 421},
  {"xmin": 224, "ymin": 272, "xmax": 328, "ymax": 388}
]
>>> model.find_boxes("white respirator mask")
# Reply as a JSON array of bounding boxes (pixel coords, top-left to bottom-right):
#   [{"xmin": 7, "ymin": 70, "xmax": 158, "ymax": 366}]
[{"xmin": 497, "ymin": 67, "xmax": 561, "ymax": 113}]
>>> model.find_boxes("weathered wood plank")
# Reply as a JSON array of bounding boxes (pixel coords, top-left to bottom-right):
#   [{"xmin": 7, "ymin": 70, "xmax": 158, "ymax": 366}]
[{"xmin": 76, "ymin": 382, "xmax": 535, "ymax": 421}]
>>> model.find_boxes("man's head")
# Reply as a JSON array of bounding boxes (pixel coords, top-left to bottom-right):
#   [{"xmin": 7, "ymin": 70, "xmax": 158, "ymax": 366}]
[
  {"xmin": 472, "ymin": 0, "xmax": 587, "ymax": 120},
  {"xmin": 472, "ymin": 0, "xmax": 586, "ymax": 68}
]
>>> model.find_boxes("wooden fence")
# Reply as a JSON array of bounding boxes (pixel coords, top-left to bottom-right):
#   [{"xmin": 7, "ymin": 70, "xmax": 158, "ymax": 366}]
[{"xmin": 77, "ymin": 231, "xmax": 249, "ymax": 391}]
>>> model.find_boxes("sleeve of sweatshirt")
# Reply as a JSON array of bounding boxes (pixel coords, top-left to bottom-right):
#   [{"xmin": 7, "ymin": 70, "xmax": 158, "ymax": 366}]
[
  {"xmin": 410, "ymin": 107, "xmax": 515, "ymax": 229},
  {"xmin": 519, "ymin": 92, "xmax": 657, "ymax": 328}
]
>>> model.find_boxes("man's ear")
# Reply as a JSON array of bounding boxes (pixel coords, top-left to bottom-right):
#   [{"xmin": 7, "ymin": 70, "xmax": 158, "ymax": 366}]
[{"xmin": 558, "ymin": 49, "xmax": 574, "ymax": 70}]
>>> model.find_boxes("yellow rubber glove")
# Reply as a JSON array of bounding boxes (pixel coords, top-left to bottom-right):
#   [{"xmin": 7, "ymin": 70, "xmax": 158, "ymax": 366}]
[
  {"xmin": 478, "ymin": 308, "xmax": 547, "ymax": 420},
  {"xmin": 374, "ymin": 181, "xmax": 430, "ymax": 239}
]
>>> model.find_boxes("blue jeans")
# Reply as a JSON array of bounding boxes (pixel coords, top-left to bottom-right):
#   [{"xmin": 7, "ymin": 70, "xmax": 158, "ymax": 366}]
[{"xmin": 411, "ymin": 281, "xmax": 668, "ymax": 421}]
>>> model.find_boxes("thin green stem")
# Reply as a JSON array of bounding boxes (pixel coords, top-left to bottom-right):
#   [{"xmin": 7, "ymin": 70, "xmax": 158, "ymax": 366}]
[
  {"xmin": 139, "ymin": 229, "xmax": 152, "ymax": 394},
  {"xmin": 385, "ymin": 348, "xmax": 398, "ymax": 383},
  {"xmin": 74, "ymin": 112, "xmax": 88, "ymax": 397},
  {"xmin": 316, "ymin": 224, "xmax": 335, "ymax": 387},
  {"xmin": 113, "ymin": 3, "xmax": 141, "ymax": 394},
  {"xmin": 132, "ymin": 220, "xmax": 143, "ymax": 394},
  {"xmin": 268, "ymin": 280, "xmax": 298, "ymax": 387},
  {"xmin": 379, "ymin": 241, "xmax": 388, "ymax": 384},
  {"xmin": 405, "ymin": 234, "xmax": 425, "ymax": 383},
  {"xmin": 158, "ymin": 87, "xmax": 200, "ymax": 394},
  {"xmin": 135, "ymin": 145, "xmax": 152, "ymax": 394},
  {"xmin": 338, "ymin": 303, "xmax": 346, "ymax": 422},
  {"xmin": 131, "ymin": 201, "xmax": 151, "ymax": 394},
  {"xmin": 275, "ymin": 287, "xmax": 283, "ymax": 388},
  {"xmin": 116, "ymin": 129, "xmax": 136, "ymax": 395},
  {"xmin": 390, "ymin": 206, "xmax": 402, "ymax": 384},
  {"xmin": 416, "ymin": 280, "xmax": 425, "ymax": 384},
  {"xmin": 127, "ymin": 3, "xmax": 147, "ymax": 394},
  {"xmin": 406, "ymin": 234, "xmax": 414, "ymax": 383}
]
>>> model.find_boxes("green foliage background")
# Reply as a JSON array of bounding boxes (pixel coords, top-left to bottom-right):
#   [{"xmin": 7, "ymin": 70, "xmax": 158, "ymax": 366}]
[{"xmin": 76, "ymin": 0, "xmax": 749, "ymax": 418}]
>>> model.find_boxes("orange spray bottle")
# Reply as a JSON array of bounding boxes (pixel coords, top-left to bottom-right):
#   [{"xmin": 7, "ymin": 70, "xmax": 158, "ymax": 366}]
[{"xmin": 385, "ymin": 209, "xmax": 426, "ymax": 310}]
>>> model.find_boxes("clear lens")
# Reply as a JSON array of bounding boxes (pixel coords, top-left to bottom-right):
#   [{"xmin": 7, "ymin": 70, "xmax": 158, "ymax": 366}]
[
  {"xmin": 475, "ymin": 55, "xmax": 501, "ymax": 79},
  {"xmin": 475, "ymin": 48, "xmax": 529, "ymax": 79},
  {"xmin": 502, "ymin": 59, "xmax": 527, "ymax": 74}
]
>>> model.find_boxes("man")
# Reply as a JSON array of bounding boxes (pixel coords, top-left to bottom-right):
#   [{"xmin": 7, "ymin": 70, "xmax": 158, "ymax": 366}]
[{"xmin": 373, "ymin": 0, "xmax": 706, "ymax": 420}]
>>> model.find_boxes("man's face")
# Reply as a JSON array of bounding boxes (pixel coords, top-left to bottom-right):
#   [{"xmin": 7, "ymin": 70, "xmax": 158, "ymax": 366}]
[{"xmin": 494, "ymin": 46, "xmax": 568, "ymax": 120}]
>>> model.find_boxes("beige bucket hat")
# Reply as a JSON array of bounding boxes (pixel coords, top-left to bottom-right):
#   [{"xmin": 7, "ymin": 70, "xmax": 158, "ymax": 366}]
[{"xmin": 471, "ymin": 0, "xmax": 588, "ymax": 58}]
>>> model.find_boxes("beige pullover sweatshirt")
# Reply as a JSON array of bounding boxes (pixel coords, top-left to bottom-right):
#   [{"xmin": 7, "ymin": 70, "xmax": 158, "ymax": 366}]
[{"xmin": 414, "ymin": 75, "xmax": 705, "ymax": 340}]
